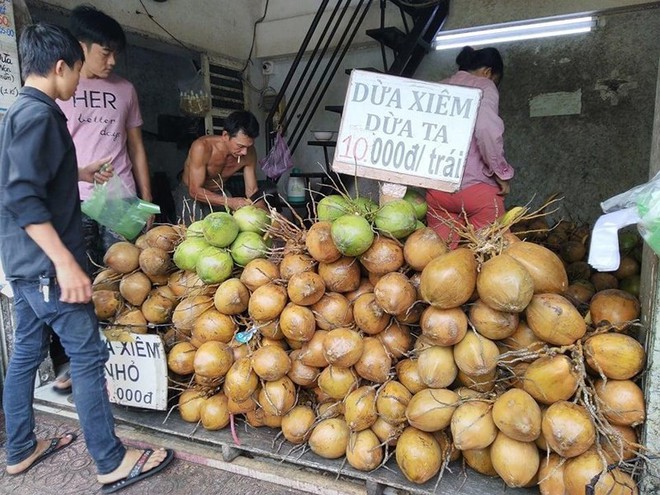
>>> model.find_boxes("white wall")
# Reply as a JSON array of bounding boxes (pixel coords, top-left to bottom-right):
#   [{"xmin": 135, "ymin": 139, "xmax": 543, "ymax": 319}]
[
  {"xmin": 443, "ymin": 0, "xmax": 658, "ymax": 29},
  {"xmin": 31, "ymin": 1, "xmax": 655, "ymax": 61},
  {"xmin": 255, "ymin": 0, "xmax": 659, "ymax": 59},
  {"xmin": 30, "ymin": 0, "xmax": 265, "ymax": 62}
]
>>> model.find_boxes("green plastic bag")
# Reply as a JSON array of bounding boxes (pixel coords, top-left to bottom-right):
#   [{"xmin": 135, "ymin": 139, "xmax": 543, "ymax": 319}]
[{"xmin": 81, "ymin": 175, "xmax": 160, "ymax": 240}]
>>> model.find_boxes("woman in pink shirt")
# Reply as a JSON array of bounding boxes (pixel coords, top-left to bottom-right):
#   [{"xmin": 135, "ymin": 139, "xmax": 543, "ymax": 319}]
[{"xmin": 426, "ymin": 46, "xmax": 514, "ymax": 246}]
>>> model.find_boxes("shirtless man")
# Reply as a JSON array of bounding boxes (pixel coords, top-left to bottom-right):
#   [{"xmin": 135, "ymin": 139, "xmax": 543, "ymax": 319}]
[{"xmin": 174, "ymin": 110, "xmax": 261, "ymax": 224}]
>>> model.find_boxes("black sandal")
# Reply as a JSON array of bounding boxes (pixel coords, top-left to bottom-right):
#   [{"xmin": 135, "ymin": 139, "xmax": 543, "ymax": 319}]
[
  {"xmin": 100, "ymin": 449, "xmax": 175, "ymax": 493},
  {"xmin": 52, "ymin": 370, "xmax": 72, "ymax": 395}
]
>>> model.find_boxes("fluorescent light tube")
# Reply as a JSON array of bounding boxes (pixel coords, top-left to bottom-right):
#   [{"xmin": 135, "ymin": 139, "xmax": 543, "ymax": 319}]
[{"xmin": 434, "ymin": 16, "xmax": 596, "ymax": 50}]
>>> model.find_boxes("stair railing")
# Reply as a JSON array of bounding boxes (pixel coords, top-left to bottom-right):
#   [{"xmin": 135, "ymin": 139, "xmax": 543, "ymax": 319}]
[
  {"xmin": 264, "ymin": 0, "xmax": 449, "ymax": 155},
  {"xmin": 265, "ymin": 0, "xmax": 375, "ymax": 155}
]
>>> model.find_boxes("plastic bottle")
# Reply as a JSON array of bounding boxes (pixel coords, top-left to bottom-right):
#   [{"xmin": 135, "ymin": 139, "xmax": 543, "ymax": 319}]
[{"xmin": 287, "ymin": 169, "xmax": 306, "ymax": 205}]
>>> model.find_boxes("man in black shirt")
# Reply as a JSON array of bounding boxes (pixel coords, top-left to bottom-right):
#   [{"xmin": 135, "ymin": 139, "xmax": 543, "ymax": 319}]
[{"xmin": 0, "ymin": 23, "xmax": 173, "ymax": 493}]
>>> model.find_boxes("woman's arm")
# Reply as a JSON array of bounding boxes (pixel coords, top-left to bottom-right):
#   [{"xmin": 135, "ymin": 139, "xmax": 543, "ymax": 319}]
[{"xmin": 473, "ymin": 82, "xmax": 514, "ymax": 183}]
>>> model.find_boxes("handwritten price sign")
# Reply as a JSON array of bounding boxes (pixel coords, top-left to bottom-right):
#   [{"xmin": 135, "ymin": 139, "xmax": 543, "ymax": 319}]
[
  {"xmin": 102, "ymin": 331, "xmax": 168, "ymax": 411},
  {"xmin": 332, "ymin": 70, "xmax": 482, "ymax": 192}
]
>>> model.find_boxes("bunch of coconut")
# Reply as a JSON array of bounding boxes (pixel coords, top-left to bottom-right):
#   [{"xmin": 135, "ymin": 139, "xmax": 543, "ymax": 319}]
[
  {"xmin": 165, "ymin": 206, "xmax": 288, "ymax": 427},
  {"xmin": 164, "ymin": 196, "xmax": 645, "ymax": 494},
  {"xmin": 166, "ymin": 191, "xmax": 434, "ymax": 465},
  {"xmin": 425, "ymin": 211, "xmax": 644, "ymax": 494},
  {"xmin": 172, "ymin": 206, "xmax": 273, "ymax": 284},
  {"xmin": 513, "ymin": 214, "xmax": 643, "ymax": 307},
  {"xmin": 314, "ymin": 190, "xmax": 427, "ymax": 259},
  {"xmin": 92, "ymin": 224, "xmax": 182, "ymax": 335},
  {"xmin": 295, "ymin": 202, "xmax": 643, "ymax": 491}
]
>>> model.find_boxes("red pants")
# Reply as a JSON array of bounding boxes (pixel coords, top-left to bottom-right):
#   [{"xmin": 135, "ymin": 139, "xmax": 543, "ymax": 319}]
[{"xmin": 426, "ymin": 183, "xmax": 504, "ymax": 247}]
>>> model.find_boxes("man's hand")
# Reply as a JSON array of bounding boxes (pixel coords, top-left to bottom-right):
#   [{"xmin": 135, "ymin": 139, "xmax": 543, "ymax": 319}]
[
  {"xmin": 55, "ymin": 261, "xmax": 93, "ymax": 303},
  {"xmin": 79, "ymin": 157, "xmax": 113, "ymax": 183},
  {"xmin": 145, "ymin": 215, "xmax": 155, "ymax": 231},
  {"xmin": 231, "ymin": 198, "xmax": 253, "ymax": 210},
  {"xmin": 495, "ymin": 177, "xmax": 510, "ymax": 196}
]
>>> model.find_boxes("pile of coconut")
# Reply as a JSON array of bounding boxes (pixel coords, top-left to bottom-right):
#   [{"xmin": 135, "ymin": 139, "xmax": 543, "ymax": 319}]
[{"xmin": 93, "ymin": 194, "xmax": 646, "ymax": 495}]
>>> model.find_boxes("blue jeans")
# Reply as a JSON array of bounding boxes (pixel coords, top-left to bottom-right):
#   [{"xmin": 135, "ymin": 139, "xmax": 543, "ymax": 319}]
[{"xmin": 3, "ymin": 279, "xmax": 125, "ymax": 474}]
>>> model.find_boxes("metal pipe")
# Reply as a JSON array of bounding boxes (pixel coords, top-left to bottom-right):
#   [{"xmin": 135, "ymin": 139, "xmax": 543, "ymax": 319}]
[
  {"xmin": 379, "ymin": 0, "xmax": 388, "ymax": 71},
  {"xmin": 265, "ymin": 0, "xmax": 331, "ymax": 151},
  {"xmin": 282, "ymin": 0, "xmax": 353, "ymax": 133},
  {"xmin": 291, "ymin": 0, "xmax": 374, "ymax": 153}
]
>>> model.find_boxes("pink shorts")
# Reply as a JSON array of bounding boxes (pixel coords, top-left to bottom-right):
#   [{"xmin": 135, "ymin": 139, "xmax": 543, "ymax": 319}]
[{"xmin": 426, "ymin": 183, "xmax": 505, "ymax": 246}]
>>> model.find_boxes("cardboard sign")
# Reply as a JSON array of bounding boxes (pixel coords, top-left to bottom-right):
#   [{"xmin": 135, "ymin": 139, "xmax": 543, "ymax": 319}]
[
  {"xmin": 332, "ymin": 70, "xmax": 482, "ymax": 192},
  {"xmin": 102, "ymin": 331, "xmax": 168, "ymax": 411},
  {"xmin": 0, "ymin": 1, "xmax": 21, "ymax": 117}
]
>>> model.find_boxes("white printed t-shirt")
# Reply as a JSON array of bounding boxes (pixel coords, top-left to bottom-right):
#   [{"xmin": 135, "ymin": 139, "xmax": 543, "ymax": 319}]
[{"xmin": 58, "ymin": 74, "xmax": 143, "ymax": 201}]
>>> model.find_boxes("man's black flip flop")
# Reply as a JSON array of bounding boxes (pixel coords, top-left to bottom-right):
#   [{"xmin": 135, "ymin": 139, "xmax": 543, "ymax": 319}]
[
  {"xmin": 101, "ymin": 448, "xmax": 175, "ymax": 494},
  {"xmin": 7, "ymin": 432, "xmax": 77, "ymax": 475}
]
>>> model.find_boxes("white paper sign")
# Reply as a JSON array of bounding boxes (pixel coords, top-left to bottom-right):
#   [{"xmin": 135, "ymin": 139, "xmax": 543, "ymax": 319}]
[
  {"xmin": 0, "ymin": 0, "xmax": 21, "ymax": 117},
  {"xmin": 333, "ymin": 70, "xmax": 481, "ymax": 192},
  {"xmin": 102, "ymin": 331, "xmax": 168, "ymax": 411}
]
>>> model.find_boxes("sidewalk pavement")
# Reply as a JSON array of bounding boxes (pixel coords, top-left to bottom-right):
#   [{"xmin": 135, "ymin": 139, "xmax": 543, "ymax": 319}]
[{"xmin": 0, "ymin": 400, "xmax": 366, "ymax": 495}]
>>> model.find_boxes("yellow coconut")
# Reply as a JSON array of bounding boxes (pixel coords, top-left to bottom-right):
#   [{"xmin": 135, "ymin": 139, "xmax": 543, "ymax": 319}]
[
  {"xmin": 584, "ymin": 332, "xmax": 645, "ymax": 380},
  {"xmin": 537, "ymin": 453, "xmax": 567, "ymax": 495},
  {"xmin": 308, "ymin": 418, "xmax": 350, "ymax": 459},
  {"xmin": 281, "ymin": 405, "xmax": 316, "ymax": 444},
  {"xmin": 395, "ymin": 426, "xmax": 443, "ymax": 484},
  {"xmin": 199, "ymin": 393, "xmax": 230, "ymax": 430},
  {"xmin": 354, "ymin": 337, "xmax": 391, "ymax": 383},
  {"xmin": 417, "ymin": 345, "xmax": 458, "ymax": 389},
  {"xmin": 525, "ymin": 293, "xmax": 586, "ymax": 345},
  {"xmin": 395, "ymin": 359, "xmax": 426, "ymax": 395},
  {"xmin": 492, "ymin": 388, "xmax": 542, "ymax": 442},
  {"xmin": 453, "ymin": 331, "xmax": 499, "ymax": 377},
  {"xmin": 405, "ymin": 388, "xmax": 459, "ymax": 432},
  {"xmin": 375, "ymin": 381, "xmax": 411, "ymax": 425},
  {"xmin": 419, "ymin": 248, "xmax": 477, "ymax": 309},
  {"xmin": 505, "ymin": 241, "xmax": 568, "ymax": 294},
  {"xmin": 317, "ymin": 365, "xmax": 359, "ymax": 400},
  {"xmin": 564, "ymin": 449, "xmax": 638, "ymax": 495},
  {"xmin": 344, "ymin": 386, "xmax": 378, "ymax": 432},
  {"xmin": 468, "ymin": 299, "xmax": 519, "ymax": 340},
  {"xmin": 346, "ymin": 430, "xmax": 384, "ymax": 471},
  {"xmin": 451, "ymin": 400, "xmax": 497, "ymax": 451},
  {"xmin": 462, "ymin": 447, "xmax": 498, "ymax": 477},
  {"xmin": 490, "ymin": 431, "xmax": 540, "ymax": 488},
  {"xmin": 420, "ymin": 306, "xmax": 468, "ymax": 346},
  {"xmin": 594, "ymin": 379, "xmax": 645, "ymax": 427},
  {"xmin": 542, "ymin": 401, "xmax": 596, "ymax": 458},
  {"xmin": 523, "ymin": 355, "xmax": 579, "ymax": 405},
  {"xmin": 457, "ymin": 369, "xmax": 497, "ymax": 393},
  {"xmin": 477, "ymin": 253, "xmax": 534, "ymax": 312}
]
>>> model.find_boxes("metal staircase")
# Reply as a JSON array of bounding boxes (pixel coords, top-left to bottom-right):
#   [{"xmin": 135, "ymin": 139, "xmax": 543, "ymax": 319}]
[
  {"xmin": 367, "ymin": 0, "xmax": 449, "ymax": 78},
  {"xmin": 264, "ymin": 0, "xmax": 450, "ymax": 162}
]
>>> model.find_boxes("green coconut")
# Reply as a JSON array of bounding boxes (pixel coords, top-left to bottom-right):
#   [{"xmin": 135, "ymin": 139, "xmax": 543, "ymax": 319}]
[
  {"xmin": 196, "ymin": 246, "xmax": 234, "ymax": 284},
  {"xmin": 403, "ymin": 188, "xmax": 428, "ymax": 220},
  {"xmin": 374, "ymin": 200, "xmax": 417, "ymax": 239},
  {"xmin": 317, "ymin": 195, "xmax": 351, "ymax": 222},
  {"xmin": 173, "ymin": 237, "xmax": 210, "ymax": 271},
  {"xmin": 203, "ymin": 211, "xmax": 239, "ymax": 248},
  {"xmin": 230, "ymin": 231, "xmax": 269, "ymax": 266},
  {"xmin": 232, "ymin": 205, "xmax": 271, "ymax": 234},
  {"xmin": 331, "ymin": 214, "xmax": 374, "ymax": 257}
]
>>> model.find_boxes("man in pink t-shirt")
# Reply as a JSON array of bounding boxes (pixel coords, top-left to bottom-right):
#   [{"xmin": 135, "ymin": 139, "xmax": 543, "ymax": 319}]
[
  {"xmin": 57, "ymin": 5, "xmax": 152, "ymax": 272},
  {"xmin": 52, "ymin": 5, "xmax": 153, "ymax": 397}
]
